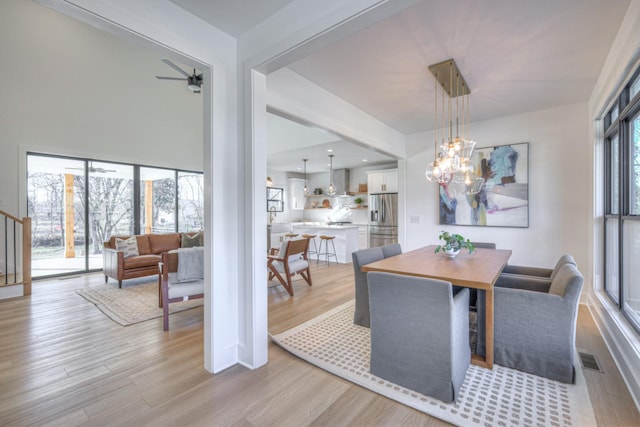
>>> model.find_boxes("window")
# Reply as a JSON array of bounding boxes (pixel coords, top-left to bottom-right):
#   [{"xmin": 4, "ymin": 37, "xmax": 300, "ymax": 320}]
[
  {"xmin": 602, "ymin": 66, "xmax": 640, "ymax": 333},
  {"xmin": 140, "ymin": 167, "xmax": 176, "ymax": 234},
  {"xmin": 27, "ymin": 153, "xmax": 203, "ymax": 278},
  {"xmin": 178, "ymin": 172, "xmax": 204, "ymax": 232}
]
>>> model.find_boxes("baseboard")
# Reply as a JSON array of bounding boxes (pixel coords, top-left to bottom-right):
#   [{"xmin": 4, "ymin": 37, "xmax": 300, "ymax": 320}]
[
  {"xmin": 587, "ymin": 294, "xmax": 640, "ymax": 412},
  {"xmin": 0, "ymin": 284, "xmax": 24, "ymax": 300}
]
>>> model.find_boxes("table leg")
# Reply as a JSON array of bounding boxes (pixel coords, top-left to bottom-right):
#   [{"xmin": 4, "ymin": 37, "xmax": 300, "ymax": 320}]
[
  {"xmin": 484, "ymin": 287, "xmax": 494, "ymax": 368},
  {"xmin": 471, "ymin": 288, "xmax": 494, "ymax": 369}
]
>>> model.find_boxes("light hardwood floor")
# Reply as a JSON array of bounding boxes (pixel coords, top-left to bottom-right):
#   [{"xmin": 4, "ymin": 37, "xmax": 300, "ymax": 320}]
[{"xmin": 0, "ymin": 262, "xmax": 638, "ymax": 426}]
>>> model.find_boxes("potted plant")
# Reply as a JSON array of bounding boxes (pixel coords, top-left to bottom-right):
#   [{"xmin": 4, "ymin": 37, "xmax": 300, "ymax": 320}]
[
  {"xmin": 354, "ymin": 197, "xmax": 364, "ymax": 208},
  {"xmin": 434, "ymin": 231, "xmax": 475, "ymax": 257}
]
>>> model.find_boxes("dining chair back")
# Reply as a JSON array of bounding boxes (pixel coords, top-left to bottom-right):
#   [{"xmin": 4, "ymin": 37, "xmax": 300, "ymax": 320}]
[
  {"xmin": 381, "ymin": 243, "xmax": 402, "ymax": 258},
  {"xmin": 477, "ymin": 262, "xmax": 584, "ymax": 383},
  {"xmin": 368, "ymin": 272, "xmax": 470, "ymax": 402},
  {"xmin": 352, "ymin": 247, "xmax": 384, "ymax": 327}
]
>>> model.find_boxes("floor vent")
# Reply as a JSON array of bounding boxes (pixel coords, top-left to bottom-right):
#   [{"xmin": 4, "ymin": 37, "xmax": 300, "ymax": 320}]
[{"xmin": 579, "ymin": 352, "xmax": 603, "ymax": 372}]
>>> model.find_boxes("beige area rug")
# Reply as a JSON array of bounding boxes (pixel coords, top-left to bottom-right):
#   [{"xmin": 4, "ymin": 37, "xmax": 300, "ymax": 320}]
[
  {"xmin": 271, "ymin": 301, "xmax": 596, "ymax": 427},
  {"xmin": 75, "ymin": 281, "xmax": 203, "ymax": 326}
]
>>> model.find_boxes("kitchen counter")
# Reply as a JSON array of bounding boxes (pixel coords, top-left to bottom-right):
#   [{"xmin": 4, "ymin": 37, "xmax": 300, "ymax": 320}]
[
  {"xmin": 291, "ymin": 224, "xmax": 358, "ymax": 263},
  {"xmin": 291, "ymin": 224, "xmax": 359, "ymax": 230}
]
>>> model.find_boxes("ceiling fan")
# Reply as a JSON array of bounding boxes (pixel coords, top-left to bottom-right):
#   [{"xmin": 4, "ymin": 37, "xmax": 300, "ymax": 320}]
[
  {"xmin": 155, "ymin": 59, "xmax": 203, "ymax": 93},
  {"xmin": 65, "ymin": 162, "xmax": 116, "ymax": 174}
]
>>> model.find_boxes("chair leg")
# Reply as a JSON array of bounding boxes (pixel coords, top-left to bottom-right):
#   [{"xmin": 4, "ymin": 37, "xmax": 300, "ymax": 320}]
[
  {"xmin": 268, "ymin": 265, "xmax": 293, "ymax": 296},
  {"xmin": 118, "ymin": 280, "xmax": 122, "ymax": 289},
  {"xmin": 162, "ymin": 281, "xmax": 170, "ymax": 331},
  {"xmin": 300, "ymin": 269, "xmax": 312, "ymax": 287}
]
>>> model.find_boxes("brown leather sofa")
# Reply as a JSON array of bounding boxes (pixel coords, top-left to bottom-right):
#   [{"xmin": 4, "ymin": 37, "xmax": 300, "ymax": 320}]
[{"xmin": 103, "ymin": 233, "xmax": 195, "ymax": 288}]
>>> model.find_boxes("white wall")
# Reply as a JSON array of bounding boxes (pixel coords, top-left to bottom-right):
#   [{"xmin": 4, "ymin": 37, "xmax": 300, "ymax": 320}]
[
  {"xmin": 405, "ymin": 103, "xmax": 590, "ymax": 278},
  {"xmin": 0, "ymin": 0, "xmax": 203, "ymax": 280}
]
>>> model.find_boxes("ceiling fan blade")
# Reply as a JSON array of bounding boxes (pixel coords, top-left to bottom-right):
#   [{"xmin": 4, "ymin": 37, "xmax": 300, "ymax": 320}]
[
  {"xmin": 161, "ymin": 59, "xmax": 191, "ymax": 78},
  {"xmin": 155, "ymin": 76, "xmax": 187, "ymax": 81}
]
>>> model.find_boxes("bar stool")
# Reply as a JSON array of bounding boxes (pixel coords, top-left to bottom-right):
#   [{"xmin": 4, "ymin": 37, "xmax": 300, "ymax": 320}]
[
  {"xmin": 301, "ymin": 234, "xmax": 318, "ymax": 258},
  {"xmin": 284, "ymin": 233, "xmax": 298, "ymax": 240},
  {"xmin": 317, "ymin": 235, "xmax": 337, "ymax": 265}
]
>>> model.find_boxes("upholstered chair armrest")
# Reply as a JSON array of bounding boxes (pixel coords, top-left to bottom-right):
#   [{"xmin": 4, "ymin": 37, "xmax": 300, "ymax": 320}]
[
  {"xmin": 495, "ymin": 273, "xmax": 552, "ymax": 293},
  {"xmin": 102, "ymin": 247, "xmax": 124, "ymax": 279},
  {"xmin": 477, "ymin": 287, "xmax": 576, "ymax": 358},
  {"xmin": 501, "ymin": 264, "xmax": 553, "ymax": 277}
]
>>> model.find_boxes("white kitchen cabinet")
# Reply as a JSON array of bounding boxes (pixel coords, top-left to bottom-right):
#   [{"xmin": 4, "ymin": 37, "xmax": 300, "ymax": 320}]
[
  {"xmin": 357, "ymin": 225, "xmax": 368, "ymax": 249},
  {"xmin": 366, "ymin": 169, "xmax": 398, "ymax": 193},
  {"xmin": 288, "ymin": 178, "xmax": 306, "ymax": 210}
]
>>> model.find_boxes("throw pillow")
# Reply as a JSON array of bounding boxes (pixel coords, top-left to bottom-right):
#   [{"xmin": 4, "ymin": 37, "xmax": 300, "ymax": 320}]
[
  {"xmin": 115, "ymin": 236, "xmax": 139, "ymax": 258},
  {"xmin": 181, "ymin": 232, "xmax": 203, "ymax": 248}
]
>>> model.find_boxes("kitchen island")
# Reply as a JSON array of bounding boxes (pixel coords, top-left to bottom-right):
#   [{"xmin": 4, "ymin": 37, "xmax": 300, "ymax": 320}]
[{"xmin": 291, "ymin": 223, "xmax": 358, "ymax": 264}]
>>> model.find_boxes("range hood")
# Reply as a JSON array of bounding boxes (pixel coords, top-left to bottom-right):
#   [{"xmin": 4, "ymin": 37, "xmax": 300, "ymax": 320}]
[{"xmin": 331, "ymin": 168, "xmax": 350, "ymax": 195}]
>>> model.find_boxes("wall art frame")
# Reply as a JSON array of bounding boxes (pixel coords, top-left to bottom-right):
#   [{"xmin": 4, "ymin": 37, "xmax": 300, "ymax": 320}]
[{"xmin": 439, "ymin": 142, "xmax": 529, "ymax": 228}]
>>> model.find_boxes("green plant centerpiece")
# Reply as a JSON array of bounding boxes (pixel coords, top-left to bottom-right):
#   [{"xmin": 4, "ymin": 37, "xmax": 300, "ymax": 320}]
[
  {"xmin": 353, "ymin": 197, "xmax": 364, "ymax": 207},
  {"xmin": 434, "ymin": 231, "xmax": 475, "ymax": 257}
]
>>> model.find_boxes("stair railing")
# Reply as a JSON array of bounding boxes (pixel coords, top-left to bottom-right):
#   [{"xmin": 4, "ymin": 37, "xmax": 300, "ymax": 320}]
[{"xmin": 0, "ymin": 210, "xmax": 31, "ymax": 296}]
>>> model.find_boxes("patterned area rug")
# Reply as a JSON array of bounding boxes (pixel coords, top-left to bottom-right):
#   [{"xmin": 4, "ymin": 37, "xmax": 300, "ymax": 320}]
[
  {"xmin": 75, "ymin": 281, "xmax": 203, "ymax": 326},
  {"xmin": 271, "ymin": 301, "xmax": 596, "ymax": 427}
]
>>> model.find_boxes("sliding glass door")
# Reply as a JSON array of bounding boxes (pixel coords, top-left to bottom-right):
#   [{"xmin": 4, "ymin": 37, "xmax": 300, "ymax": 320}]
[
  {"xmin": 27, "ymin": 155, "xmax": 87, "ymax": 276},
  {"xmin": 27, "ymin": 153, "xmax": 204, "ymax": 278},
  {"xmin": 87, "ymin": 162, "xmax": 134, "ymax": 269}
]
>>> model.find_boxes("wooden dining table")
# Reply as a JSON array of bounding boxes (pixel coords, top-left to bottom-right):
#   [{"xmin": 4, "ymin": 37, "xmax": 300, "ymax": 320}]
[{"xmin": 361, "ymin": 245, "xmax": 512, "ymax": 369}]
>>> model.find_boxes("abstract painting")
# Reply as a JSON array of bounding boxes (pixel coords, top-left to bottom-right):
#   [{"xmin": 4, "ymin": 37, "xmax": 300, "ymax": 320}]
[{"xmin": 439, "ymin": 142, "xmax": 529, "ymax": 227}]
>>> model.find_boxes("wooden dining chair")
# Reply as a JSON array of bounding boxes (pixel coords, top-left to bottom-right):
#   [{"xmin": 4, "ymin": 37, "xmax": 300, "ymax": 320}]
[{"xmin": 267, "ymin": 238, "xmax": 312, "ymax": 296}]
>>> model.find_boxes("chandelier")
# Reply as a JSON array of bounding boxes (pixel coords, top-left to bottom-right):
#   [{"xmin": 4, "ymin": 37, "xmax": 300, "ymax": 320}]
[
  {"xmin": 327, "ymin": 154, "xmax": 336, "ymax": 196},
  {"xmin": 425, "ymin": 59, "xmax": 484, "ymax": 194}
]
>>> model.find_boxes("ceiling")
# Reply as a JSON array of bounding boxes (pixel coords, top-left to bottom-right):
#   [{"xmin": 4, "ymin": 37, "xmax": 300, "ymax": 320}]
[
  {"xmin": 267, "ymin": 112, "xmax": 396, "ymax": 173},
  {"xmin": 286, "ymin": 0, "xmax": 630, "ymax": 134},
  {"xmin": 168, "ymin": 0, "xmax": 631, "ymax": 162},
  {"xmin": 169, "ymin": 0, "xmax": 296, "ymax": 38}
]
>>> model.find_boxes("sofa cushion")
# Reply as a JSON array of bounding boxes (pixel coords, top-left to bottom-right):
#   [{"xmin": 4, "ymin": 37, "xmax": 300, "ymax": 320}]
[
  {"xmin": 135, "ymin": 235, "xmax": 152, "ymax": 255},
  {"xmin": 149, "ymin": 233, "xmax": 181, "ymax": 254},
  {"xmin": 123, "ymin": 254, "xmax": 161, "ymax": 269},
  {"xmin": 115, "ymin": 236, "xmax": 139, "ymax": 258},
  {"xmin": 181, "ymin": 232, "xmax": 203, "ymax": 248}
]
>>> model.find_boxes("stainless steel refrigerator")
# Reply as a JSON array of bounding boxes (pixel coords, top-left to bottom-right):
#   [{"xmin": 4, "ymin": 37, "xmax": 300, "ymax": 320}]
[{"xmin": 369, "ymin": 193, "xmax": 398, "ymax": 248}]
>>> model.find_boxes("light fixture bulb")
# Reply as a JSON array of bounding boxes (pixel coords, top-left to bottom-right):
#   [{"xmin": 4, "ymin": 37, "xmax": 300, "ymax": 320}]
[{"xmin": 425, "ymin": 161, "xmax": 440, "ymax": 182}]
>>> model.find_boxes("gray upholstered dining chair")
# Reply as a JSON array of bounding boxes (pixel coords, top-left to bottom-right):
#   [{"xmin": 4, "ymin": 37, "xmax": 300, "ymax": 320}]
[
  {"xmin": 367, "ymin": 272, "xmax": 470, "ymax": 403},
  {"xmin": 476, "ymin": 263, "xmax": 584, "ymax": 383},
  {"xmin": 381, "ymin": 243, "xmax": 402, "ymax": 258},
  {"xmin": 351, "ymin": 247, "xmax": 384, "ymax": 327},
  {"xmin": 502, "ymin": 254, "xmax": 576, "ymax": 279},
  {"xmin": 470, "ymin": 242, "xmax": 496, "ymax": 249}
]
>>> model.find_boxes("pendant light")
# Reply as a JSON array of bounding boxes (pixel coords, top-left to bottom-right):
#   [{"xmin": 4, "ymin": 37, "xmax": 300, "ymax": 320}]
[
  {"xmin": 327, "ymin": 154, "xmax": 336, "ymax": 196},
  {"xmin": 302, "ymin": 158, "xmax": 309, "ymax": 196},
  {"xmin": 425, "ymin": 59, "xmax": 484, "ymax": 195}
]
